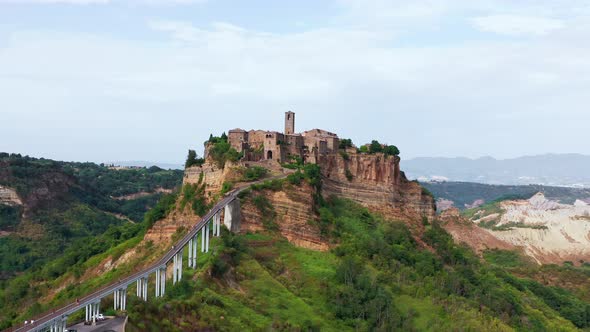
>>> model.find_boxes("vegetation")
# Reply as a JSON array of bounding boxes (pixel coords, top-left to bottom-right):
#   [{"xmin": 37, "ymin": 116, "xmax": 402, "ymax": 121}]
[
  {"xmin": 120, "ymin": 196, "xmax": 590, "ymax": 331},
  {"xmin": 206, "ymin": 134, "xmax": 242, "ymax": 168},
  {"xmin": 3, "ymin": 154, "xmax": 590, "ymax": 331},
  {"xmin": 180, "ymin": 173, "xmax": 210, "ymax": 217},
  {"xmin": 359, "ymin": 140, "xmax": 400, "ymax": 156},
  {"xmin": 339, "ymin": 138, "xmax": 354, "ymax": 149},
  {"xmin": 422, "ymin": 181, "xmax": 590, "ymax": 210},
  {"xmin": 0, "ymin": 154, "xmax": 183, "ymax": 327},
  {"xmin": 241, "ymin": 166, "xmax": 268, "ymax": 182},
  {"xmin": 184, "ymin": 149, "xmax": 205, "ymax": 168}
]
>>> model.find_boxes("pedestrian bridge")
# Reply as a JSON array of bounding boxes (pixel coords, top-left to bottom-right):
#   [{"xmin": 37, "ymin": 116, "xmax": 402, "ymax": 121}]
[{"xmin": 6, "ymin": 186, "xmax": 245, "ymax": 332}]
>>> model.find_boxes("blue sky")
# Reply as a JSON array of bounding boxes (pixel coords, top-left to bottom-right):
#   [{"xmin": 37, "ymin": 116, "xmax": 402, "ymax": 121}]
[{"xmin": 1, "ymin": 0, "xmax": 589, "ymax": 164}]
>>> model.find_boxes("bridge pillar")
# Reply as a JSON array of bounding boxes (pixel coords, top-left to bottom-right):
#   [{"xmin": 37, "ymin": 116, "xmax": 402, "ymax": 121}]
[
  {"xmin": 191, "ymin": 236, "xmax": 197, "ymax": 268},
  {"xmin": 155, "ymin": 269, "xmax": 161, "ymax": 297},
  {"xmin": 215, "ymin": 211, "xmax": 221, "ymax": 236},
  {"xmin": 188, "ymin": 238, "xmax": 193, "ymax": 268},
  {"xmin": 160, "ymin": 266, "xmax": 166, "ymax": 296},
  {"xmin": 201, "ymin": 227, "xmax": 205, "ymax": 252},
  {"xmin": 205, "ymin": 221, "xmax": 210, "ymax": 253},
  {"xmin": 173, "ymin": 253, "xmax": 177, "ymax": 283},
  {"xmin": 224, "ymin": 199, "xmax": 241, "ymax": 232},
  {"xmin": 142, "ymin": 277, "xmax": 148, "ymax": 301},
  {"xmin": 122, "ymin": 288, "xmax": 127, "ymax": 310},
  {"xmin": 91, "ymin": 301, "xmax": 100, "ymax": 324},
  {"xmin": 63, "ymin": 316, "xmax": 68, "ymax": 332}
]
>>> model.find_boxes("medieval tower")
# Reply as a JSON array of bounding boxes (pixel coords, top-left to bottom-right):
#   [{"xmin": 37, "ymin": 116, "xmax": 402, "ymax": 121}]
[{"xmin": 285, "ymin": 111, "xmax": 295, "ymax": 135}]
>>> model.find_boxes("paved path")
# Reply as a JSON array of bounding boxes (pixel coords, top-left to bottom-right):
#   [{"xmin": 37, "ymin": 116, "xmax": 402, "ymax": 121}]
[{"xmin": 67, "ymin": 317, "xmax": 126, "ymax": 332}]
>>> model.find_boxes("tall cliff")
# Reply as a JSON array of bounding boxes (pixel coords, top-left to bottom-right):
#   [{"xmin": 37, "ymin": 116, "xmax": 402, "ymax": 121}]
[
  {"xmin": 240, "ymin": 182, "xmax": 328, "ymax": 251},
  {"xmin": 151, "ymin": 150, "xmax": 435, "ymax": 251},
  {"xmin": 318, "ymin": 152, "xmax": 436, "ymax": 224}
]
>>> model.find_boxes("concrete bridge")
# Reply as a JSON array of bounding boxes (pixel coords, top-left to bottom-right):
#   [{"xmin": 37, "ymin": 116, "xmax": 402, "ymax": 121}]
[{"xmin": 6, "ymin": 186, "xmax": 246, "ymax": 332}]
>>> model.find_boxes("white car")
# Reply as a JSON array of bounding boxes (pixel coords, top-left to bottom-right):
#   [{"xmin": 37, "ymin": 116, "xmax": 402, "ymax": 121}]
[{"xmin": 96, "ymin": 313, "xmax": 105, "ymax": 321}]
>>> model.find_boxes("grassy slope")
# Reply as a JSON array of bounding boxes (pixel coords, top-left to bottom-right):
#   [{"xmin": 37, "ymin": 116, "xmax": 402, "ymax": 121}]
[
  {"xmin": 3, "ymin": 161, "xmax": 590, "ymax": 330},
  {"xmin": 118, "ymin": 196, "xmax": 589, "ymax": 331}
]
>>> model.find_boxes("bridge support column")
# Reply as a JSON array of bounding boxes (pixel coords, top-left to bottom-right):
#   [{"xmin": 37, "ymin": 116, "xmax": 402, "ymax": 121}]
[
  {"xmin": 192, "ymin": 236, "xmax": 197, "ymax": 268},
  {"xmin": 85, "ymin": 304, "xmax": 90, "ymax": 322},
  {"xmin": 205, "ymin": 221, "xmax": 210, "ymax": 253},
  {"xmin": 122, "ymin": 288, "xmax": 127, "ymax": 310},
  {"xmin": 201, "ymin": 227, "xmax": 205, "ymax": 252},
  {"xmin": 178, "ymin": 252, "xmax": 183, "ymax": 281},
  {"xmin": 155, "ymin": 269, "xmax": 161, "ymax": 297},
  {"xmin": 173, "ymin": 254, "xmax": 177, "ymax": 283},
  {"xmin": 215, "ymin": 211, "xmax": 221, "ymax": 236},
  {"xmin": 188, "ymin": 239, "xmax": 193, "ymax": 268},
  {"xmin": 160, "ymin": 266, "xmax": 166, "ymax": 296},
  {"xmin": 91, "ymin": 301, "xmax": 99, "ymax": 324},
  {"xmin": 142, "ymin": 277, "xmax": 148, "ymax": 301},
  {"xmin": 224, "ymin": 199, "xmax": 241, "ymax": 233},
  {"xmin": 173, "ymin": 252, "xmax": 182, "ymax": 284}
]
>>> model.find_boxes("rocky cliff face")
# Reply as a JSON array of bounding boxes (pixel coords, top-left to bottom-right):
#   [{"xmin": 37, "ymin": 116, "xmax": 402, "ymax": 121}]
[
  {"xmin": 0, "ymin": 185, "xmax": 22, "ymax": 206},
  {"xmin": 318, "ymin": 153, "xmax": 436, "ymax": 223},
  {"xmin": 155, "ymin": 152, "xmax": 435, "ymax": 251},
  {"xmin": 240, "ymin": 183, "xmax": 328, "ymax": 251}
]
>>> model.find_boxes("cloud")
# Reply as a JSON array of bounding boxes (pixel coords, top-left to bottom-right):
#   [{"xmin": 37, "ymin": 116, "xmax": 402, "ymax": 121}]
[
  {"xmin": 471, "ymin": 14, "xmax": 565, "ymax": 36},
  {"xmin": 1, "ymin": 1, "xmax": 590, "ymax": 162},
  {"xmin": 0, "ymin": 0, "xmax": 206, "ymax": 4},
  {"xmin": 0, "ymin": 0, "xmax": 109, "ymax": 3}
]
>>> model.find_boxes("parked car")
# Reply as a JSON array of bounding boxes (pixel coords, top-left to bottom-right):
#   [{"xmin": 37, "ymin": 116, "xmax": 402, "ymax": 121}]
[{"xmin": 97, "ymin": 313, "xmax": 105, "ymax": 321}]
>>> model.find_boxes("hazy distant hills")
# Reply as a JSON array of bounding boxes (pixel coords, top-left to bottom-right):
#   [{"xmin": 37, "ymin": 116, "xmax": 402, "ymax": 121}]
[
  {"xmin": 403, "ymin": 154, "xmax": 590, "ymax": 187},
  {"xmin": 422, "ymin": 181, "xmax": 590, "ymax": 210},
  {"xmin": 106, "ymin": 160, "xmax": 183, "ymax": 170}
]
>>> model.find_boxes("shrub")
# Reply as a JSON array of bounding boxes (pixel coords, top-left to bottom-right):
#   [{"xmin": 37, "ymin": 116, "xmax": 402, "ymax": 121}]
[
  {"xmin": 221, "ymin": 182, "xmax": 233, "ymax": 195},
  {"xmin": 242, "ymin": 166, "xmax": 268, "ymax": 182},
  {"xmin": 339, "ymin": 138, "xmax": 353, "ymax": 149}
]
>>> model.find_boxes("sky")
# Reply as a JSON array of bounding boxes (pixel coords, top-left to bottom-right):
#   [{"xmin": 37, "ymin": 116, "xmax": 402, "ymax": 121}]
[{"xmin": 1, "ymin": 0, "xmax": 589, "ymax": 164}]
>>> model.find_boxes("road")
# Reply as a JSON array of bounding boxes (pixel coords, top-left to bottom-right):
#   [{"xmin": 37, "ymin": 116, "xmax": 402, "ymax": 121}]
[{"xmin": 67, "ymin": 316, "xmax": 126, "ymax": 332}]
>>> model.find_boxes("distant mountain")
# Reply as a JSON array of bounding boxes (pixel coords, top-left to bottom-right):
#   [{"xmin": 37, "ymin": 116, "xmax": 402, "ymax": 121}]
[
  {"xmin": 403, "ymin": 154, "xmax": 590, "ymax": 187},
  {"xmin": 422, "ymin": 181, "xmax": 590, "ymax": 211},
  {"xmin": 106, "ymin": 160, "xmax": 183, "ymax": 170}
]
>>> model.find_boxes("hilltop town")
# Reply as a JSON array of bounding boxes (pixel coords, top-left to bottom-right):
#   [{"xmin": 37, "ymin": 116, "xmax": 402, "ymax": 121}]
[{"xmin": 226, "ymin": 112, "xmax": 340, "ymax": 164}]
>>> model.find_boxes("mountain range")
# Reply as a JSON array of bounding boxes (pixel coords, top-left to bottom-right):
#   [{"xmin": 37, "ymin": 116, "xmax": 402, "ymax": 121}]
[{"xmin": 403, "ymin": 154, "xmax": 590, "ymax": 187}]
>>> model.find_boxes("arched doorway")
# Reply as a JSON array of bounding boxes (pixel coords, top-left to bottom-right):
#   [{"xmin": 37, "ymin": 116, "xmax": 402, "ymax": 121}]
[{"xmin": 267, "ymin": 150, "xmax": 273, "ymax": 160}]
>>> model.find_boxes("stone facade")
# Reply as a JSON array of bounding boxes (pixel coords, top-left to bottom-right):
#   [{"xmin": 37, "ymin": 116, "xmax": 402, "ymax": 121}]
[{"xmin": 228, "ymin": 112, "xmax": 340, "ymax": 164}]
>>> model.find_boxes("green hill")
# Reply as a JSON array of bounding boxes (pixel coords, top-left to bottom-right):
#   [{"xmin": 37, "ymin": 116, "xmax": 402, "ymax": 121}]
[
  {"xmin": 0, "ymin": 153, "xmax": 182, "ymax": 326},
  {"xmin": 3, "ymin": 155, "xmax": 590, "ymax": 331},
  {"xmin": 124, "ymin": 196, "xmax": 590, "ymax": 331}
]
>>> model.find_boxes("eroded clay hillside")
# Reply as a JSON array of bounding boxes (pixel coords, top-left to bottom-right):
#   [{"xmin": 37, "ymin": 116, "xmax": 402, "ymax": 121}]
[{"xmin": 458, "ymin": 193, "xmax": 590, "ymax": 264}]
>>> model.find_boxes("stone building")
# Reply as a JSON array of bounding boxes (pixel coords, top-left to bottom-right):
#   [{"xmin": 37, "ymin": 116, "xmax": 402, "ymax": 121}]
[{"xmin": 227, "ymin": 112, "xmax": 340, "ymax": 164}]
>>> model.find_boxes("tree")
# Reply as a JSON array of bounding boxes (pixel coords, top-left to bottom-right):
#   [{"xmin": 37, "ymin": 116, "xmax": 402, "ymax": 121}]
[
  {"xmin": 383, "ymin": 145, "xmax": 400, "ymax": 156},
  {"xmin": 369, "ymin": 140, "xmax": 383, "ymax": 154},
  {"xmin": 339, "ymin": 138, "xmax": 353, "ymax": 149},
  {"xmin": 185, "ymin": 150, "xmax": 197, "ymax": 168}
]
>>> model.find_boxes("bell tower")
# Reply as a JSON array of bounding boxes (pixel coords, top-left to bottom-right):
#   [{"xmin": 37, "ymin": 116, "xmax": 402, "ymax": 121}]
[{"xmin": 285, "ymin": 111, "xmax": 295, "ymax": 135}]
